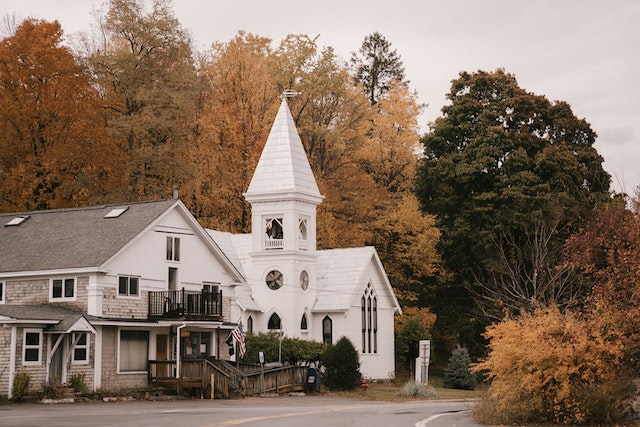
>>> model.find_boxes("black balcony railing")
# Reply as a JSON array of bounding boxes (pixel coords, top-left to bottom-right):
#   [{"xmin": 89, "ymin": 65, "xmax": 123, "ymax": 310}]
[{"xmin": 148, "ymin": 289, "xmax": 222, "ymax": 320}]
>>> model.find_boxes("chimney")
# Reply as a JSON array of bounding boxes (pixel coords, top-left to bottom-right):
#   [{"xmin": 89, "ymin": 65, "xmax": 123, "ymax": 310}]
[{"xmin": 172, "ymin": 186, "xmax": 179, "ymax": 199}]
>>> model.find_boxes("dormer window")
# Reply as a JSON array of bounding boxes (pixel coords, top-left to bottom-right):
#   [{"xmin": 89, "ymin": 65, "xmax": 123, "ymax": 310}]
[{"xmin": 265, "ymin": 217, "xmax": 283, "ymax": 250}]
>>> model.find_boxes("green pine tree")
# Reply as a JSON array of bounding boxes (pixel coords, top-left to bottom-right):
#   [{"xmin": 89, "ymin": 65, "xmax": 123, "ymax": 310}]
[{"xmin": 443, "ymin": 347, "xmax": 476, "ymax": 390}]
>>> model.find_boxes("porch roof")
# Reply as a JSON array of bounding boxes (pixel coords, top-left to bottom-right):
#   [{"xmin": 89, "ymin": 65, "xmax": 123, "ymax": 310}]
[{"xmin": 0, "ymin": 305, "xmax": 99, "ymax": 333}]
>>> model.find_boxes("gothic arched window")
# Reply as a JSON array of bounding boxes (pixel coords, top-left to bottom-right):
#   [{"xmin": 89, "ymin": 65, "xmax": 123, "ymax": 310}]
[
  {"xmin": 268, "ymin": 313, "xmax": 281, "ymax": 330},
  {"xmin": 322, "ymin": 316, "xmax": 332, "ymax": 345}
]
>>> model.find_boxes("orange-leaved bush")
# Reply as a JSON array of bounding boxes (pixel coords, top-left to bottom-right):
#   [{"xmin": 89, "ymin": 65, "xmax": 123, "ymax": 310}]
[{"xmin": 473, "ymin": 305, "xmax": 629, "ymax": 425}]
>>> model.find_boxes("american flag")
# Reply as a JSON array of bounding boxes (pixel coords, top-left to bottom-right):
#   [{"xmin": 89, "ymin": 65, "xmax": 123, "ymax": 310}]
[{"xmin": 231, "ymin": 321, "xmax": 246, "ymax": 359}]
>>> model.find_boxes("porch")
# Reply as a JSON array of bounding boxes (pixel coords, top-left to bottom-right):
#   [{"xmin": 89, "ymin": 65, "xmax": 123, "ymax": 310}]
[
  {"xmin": 148, "ymin": 359, "xmax": 308, "ymax": 398},
  {"xmin": 148, "ymin": 289, "xmax": 222, "ymax": 320}
]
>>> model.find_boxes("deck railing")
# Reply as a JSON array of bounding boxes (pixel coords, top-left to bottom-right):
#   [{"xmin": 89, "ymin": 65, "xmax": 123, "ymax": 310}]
[
  {"xmin": 148, "ymin": 289, "xmax": 222, "ymax": 319},
  {"xmin": 148, "ymin": 359, "xmax": 307, "ymax": 398}
]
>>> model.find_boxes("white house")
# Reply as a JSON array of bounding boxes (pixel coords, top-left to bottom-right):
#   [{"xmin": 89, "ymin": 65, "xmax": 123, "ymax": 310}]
[
  {"xmin": 209, "ymin": 96, "xmax": 402, "ymax": 379},
  {"xmin": 0, "ymin": 199, "xmax": 246, "ymax": 397}
]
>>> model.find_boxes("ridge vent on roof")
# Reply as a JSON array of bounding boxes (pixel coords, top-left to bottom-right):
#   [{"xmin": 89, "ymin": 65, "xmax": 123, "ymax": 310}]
[
  {"xmin": 5, "ymin": 215, "xmax": 30, "ymax": 226},
  {"xmin": 104, "ymin": 207, "xmax": 129, "ymax": 218}
]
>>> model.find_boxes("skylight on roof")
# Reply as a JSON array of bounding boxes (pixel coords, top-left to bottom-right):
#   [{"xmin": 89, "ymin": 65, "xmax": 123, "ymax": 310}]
[
  {"xmin": 104, "ymin": 207, "xmax": 129, "ymax": 218},
  {"xmin": 5, "ymin": 215, "xmax": 29, "ymax": 226}
]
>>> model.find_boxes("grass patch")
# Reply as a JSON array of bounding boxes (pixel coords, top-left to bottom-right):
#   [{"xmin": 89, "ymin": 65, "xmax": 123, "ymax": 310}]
[{"xmin": 323, "ymin": 375, "xmax": 486, "ymax": 401}]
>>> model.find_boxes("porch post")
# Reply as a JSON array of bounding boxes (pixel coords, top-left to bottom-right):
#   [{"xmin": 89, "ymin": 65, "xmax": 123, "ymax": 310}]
[{"xmin": 8, "ymin": 326, "xmax": 16, "ymax": 399}]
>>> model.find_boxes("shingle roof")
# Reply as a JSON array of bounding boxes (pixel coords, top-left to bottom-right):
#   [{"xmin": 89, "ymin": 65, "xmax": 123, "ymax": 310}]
[
  {"xmin": 245, "ymin": 98, "xmax": 322, "ymax": 200},
  {"xmin": 206, "ymin": 230, "xmax": 262, "ymax": 312},
  {"xmin": 314, "ymin": 247, "xmax": 378, "ymax": 311},
  {"xmin": 0, "ymin": 304, "xmax": 99, "ymax": 329},
  {"xmin": 0, "ymin": 199, "xmax": 177, "ymax": 273},
  {"xmin": 207, "ymin": 232, "xmax": 389, "ymax": 312}
]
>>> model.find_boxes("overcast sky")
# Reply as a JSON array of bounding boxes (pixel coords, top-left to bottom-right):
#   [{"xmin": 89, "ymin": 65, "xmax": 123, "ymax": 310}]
[{"xmin": 3, "ymin": 0, "xmax": 639, "ymax": 194}]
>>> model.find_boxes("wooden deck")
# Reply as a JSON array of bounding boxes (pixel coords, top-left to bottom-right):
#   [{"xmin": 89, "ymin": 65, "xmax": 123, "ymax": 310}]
[{"xmin": 148, "ymin": 359, "xmax": 308, "ymax": 398}]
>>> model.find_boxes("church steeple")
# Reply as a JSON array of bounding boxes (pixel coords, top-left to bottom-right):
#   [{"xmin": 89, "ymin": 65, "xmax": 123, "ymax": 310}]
[
  {"xmin": 245, "ymin": 95, "xmax": 322, "ymax": 203},
  {"xmin": 244, "ymin": 94, "xmax": 323, "ymax": 255}
]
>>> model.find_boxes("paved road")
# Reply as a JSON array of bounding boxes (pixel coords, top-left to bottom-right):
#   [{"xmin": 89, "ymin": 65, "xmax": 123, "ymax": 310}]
[{"xmin": 0, "ymin": 396, "xmax": 485, "ymax": 427}]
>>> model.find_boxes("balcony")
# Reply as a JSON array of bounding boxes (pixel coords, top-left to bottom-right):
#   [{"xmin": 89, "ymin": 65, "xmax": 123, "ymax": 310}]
[{"xmin": 148, "ymin": 289, "xmax": 222, "ymax": 320}]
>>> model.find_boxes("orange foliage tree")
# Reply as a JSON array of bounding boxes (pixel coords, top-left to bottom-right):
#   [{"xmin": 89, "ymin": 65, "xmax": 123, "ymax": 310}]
[
  {"xmin": 186, "ymin": 32, "xmax": 278, "ymax": 231},
  {"xmin": 0, "ymin": 19, "xmax": 125, "ymax": 212},
  {"xmin": 474, "ymin": 305, "xmax": 628, "ymax": 425}
]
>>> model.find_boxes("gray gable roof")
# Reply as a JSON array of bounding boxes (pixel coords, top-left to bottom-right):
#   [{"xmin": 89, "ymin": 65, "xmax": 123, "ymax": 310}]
[{"xmin": 0, "ymin": 199, "xmax": 177, "ymax": 274}]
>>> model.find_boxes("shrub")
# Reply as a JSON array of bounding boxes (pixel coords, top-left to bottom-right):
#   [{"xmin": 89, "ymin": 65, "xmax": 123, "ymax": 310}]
[
  {"xmin": 443, "ymin": 347, "xmax": 476, "ymax": 390},
  {"xmin": 244, "ymin": 332, "xmax": 325, "ymax": 365},
  {"xmin": 474, "ymin": 305, "xmax": 631, "ymax": 425},
  {"xmin": 397, "ymin": 380, "xmax": 436, "ymax": 398},
  {"xmin": 69, "ymin": 373, "xmax": 87, "ymax": 393},
  {"xmin": 321, "ymin": 337, "xmax": 361, "ymax": 390},
  {"xmin": 12, "ymin": 371, "xmax": 31, "ymax": 399}
]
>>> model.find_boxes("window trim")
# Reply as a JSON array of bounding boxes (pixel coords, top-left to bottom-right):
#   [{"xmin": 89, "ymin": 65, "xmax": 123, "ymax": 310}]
[
  {"xmin": 23, "ymin": 329, "xmax": 42, "ymax": 365},
  {"xmin": 72, "ymin": 332, "xmax": 89, "ymax": 364},
  {"xmin": 118, "ymin": 276, "xmax": 140, "ymax": 298},
  {"xmin": 50, "ymin": 277, "xmax": 76, "ymax": 302}
]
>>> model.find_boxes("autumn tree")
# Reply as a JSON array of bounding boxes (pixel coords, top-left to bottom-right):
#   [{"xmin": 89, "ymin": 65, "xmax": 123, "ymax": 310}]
[
  {"xmin": 474, "ymin": 305, "xmax": 629, "ymax": 425},
  {"xmin": 188, "ymin": 32, "xmax": 277, "ymax": 231},
  {"xmin": 87, "ymin": 0, "xmax": 201, "ymax": 200},
  {"xmin": 350, "ymin": 31, "xmax": 408, "ymax": 105},
  {"xmin": 564, "ymin": 197, "xmax": 640, "ymax": 373},
  {"xmin": 0, "ymin": 19, "xmax": 125, "ymax": 212}
]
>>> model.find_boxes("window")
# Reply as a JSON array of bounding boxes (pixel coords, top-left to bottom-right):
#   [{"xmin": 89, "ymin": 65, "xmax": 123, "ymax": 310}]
[
  {"xmin": 168, "ymin": 267, "xmax": 178, "ymax": 290},
  {"xmin": 268, "ymin": 313, "xmax": 281, "ymax": 330},
  {"xmin": 23, "ymin": 329, "xmax": 42, "ymax": 365},
  {"xmin": 104, "ymin": 207, "xmax": 128, "ymax": 218},
  {"xmin": 0, "ymin": 282, "xmax": 4, "ymax": 303},
  {"xmin": 322, "ymin": 316, "xmax": 332, "ymax": 345},
  {"xmin": 5, "ymin": 215, "xmax": 29, "ymax": 226},
  {"xmin": 118, "ymin": 276, "xmax": 139, "ymax": 297},
  {"xmin": 299, "ymin": 270, "xmax": 309, "ymax": 290},
  {"xmin": 72, "ymin": 332, "xmax": 89, "ymax": 364},
  {"xmin": 362, "ymin": 283, "xmax": 377, "ymax": 354},
  {"xmin": 247, "ymin": 315, "xmax": 253, "ymax": 334},
  {"xmin": 266, "ymin": 270, "xmax": 283, "ymax": 290},
  {"xmin": 300, "ymin": 314, "xmax": 308, "ymax": 331},
  {"xmin": 51, "ymin": 278, "xmax": 75, "ymax": 300},
  {"xmin": 166, "ymin": 236, "xmax": 180, "ymax": 261},
  {"xmin": 119, "ymin": 330, "xmax": 149, "ymax": 372},
  {"xmin": 298, "ymin": 218, "xmax": 308, "ymax": 250},
  {"xmin": 265, "ymin": 217, "xmax": 283, "ymax": 249}
]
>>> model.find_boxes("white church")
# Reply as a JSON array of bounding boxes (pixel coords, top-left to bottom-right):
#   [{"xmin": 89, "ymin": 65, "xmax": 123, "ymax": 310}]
[{"xmin": 209, "ymin": 95, "xmax": 402, "ymax": 379}]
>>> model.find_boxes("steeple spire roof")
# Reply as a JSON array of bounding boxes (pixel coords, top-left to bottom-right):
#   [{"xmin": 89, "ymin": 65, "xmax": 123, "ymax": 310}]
[{"xmin": 245, "ymin": 97, "xmax": 322, "ymax": 202}]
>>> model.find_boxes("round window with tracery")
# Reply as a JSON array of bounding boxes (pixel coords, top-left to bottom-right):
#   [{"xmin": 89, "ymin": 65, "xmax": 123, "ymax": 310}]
[
  {"xmin": 299, "ymin": 270, "xmax": 309, "ymax": 290},
  {"xmin": 266, "ymin": 270, "xmax": 283, "ymax": 290}
]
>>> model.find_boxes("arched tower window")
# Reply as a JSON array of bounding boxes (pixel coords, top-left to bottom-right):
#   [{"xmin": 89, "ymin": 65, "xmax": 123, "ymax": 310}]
[
  {"xmin": 247, "ymin": 315, "xmax": 253, "ymax": 334},
  {"xmin": 322, "ymin": 316, "xmax": 332, "ymax": 345},
  {"xmin": 300, "ymin": 313, "xmax": 308, "ymax": 331},
  {"xmin": 268, "ymin": 313, "xmax": 281, "ymax": 330},
  {"xmin": 265, "ymin": 217, "xmax": 284, "ymax": 250},
  {"xmin": 362, "ymin": 283, "xmax": 377, "ymax": 354}
]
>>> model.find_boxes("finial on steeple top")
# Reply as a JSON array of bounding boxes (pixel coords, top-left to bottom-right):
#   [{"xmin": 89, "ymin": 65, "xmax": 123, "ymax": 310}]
[{"xmin": 280, "ymin": 89, "xmax": 301, "ymax": 99}]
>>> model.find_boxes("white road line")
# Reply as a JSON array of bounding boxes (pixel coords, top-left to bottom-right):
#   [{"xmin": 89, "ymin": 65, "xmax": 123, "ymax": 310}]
[{"xmin": 415, "ymin": 410, "xmax": 470, "ymax": 427}]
